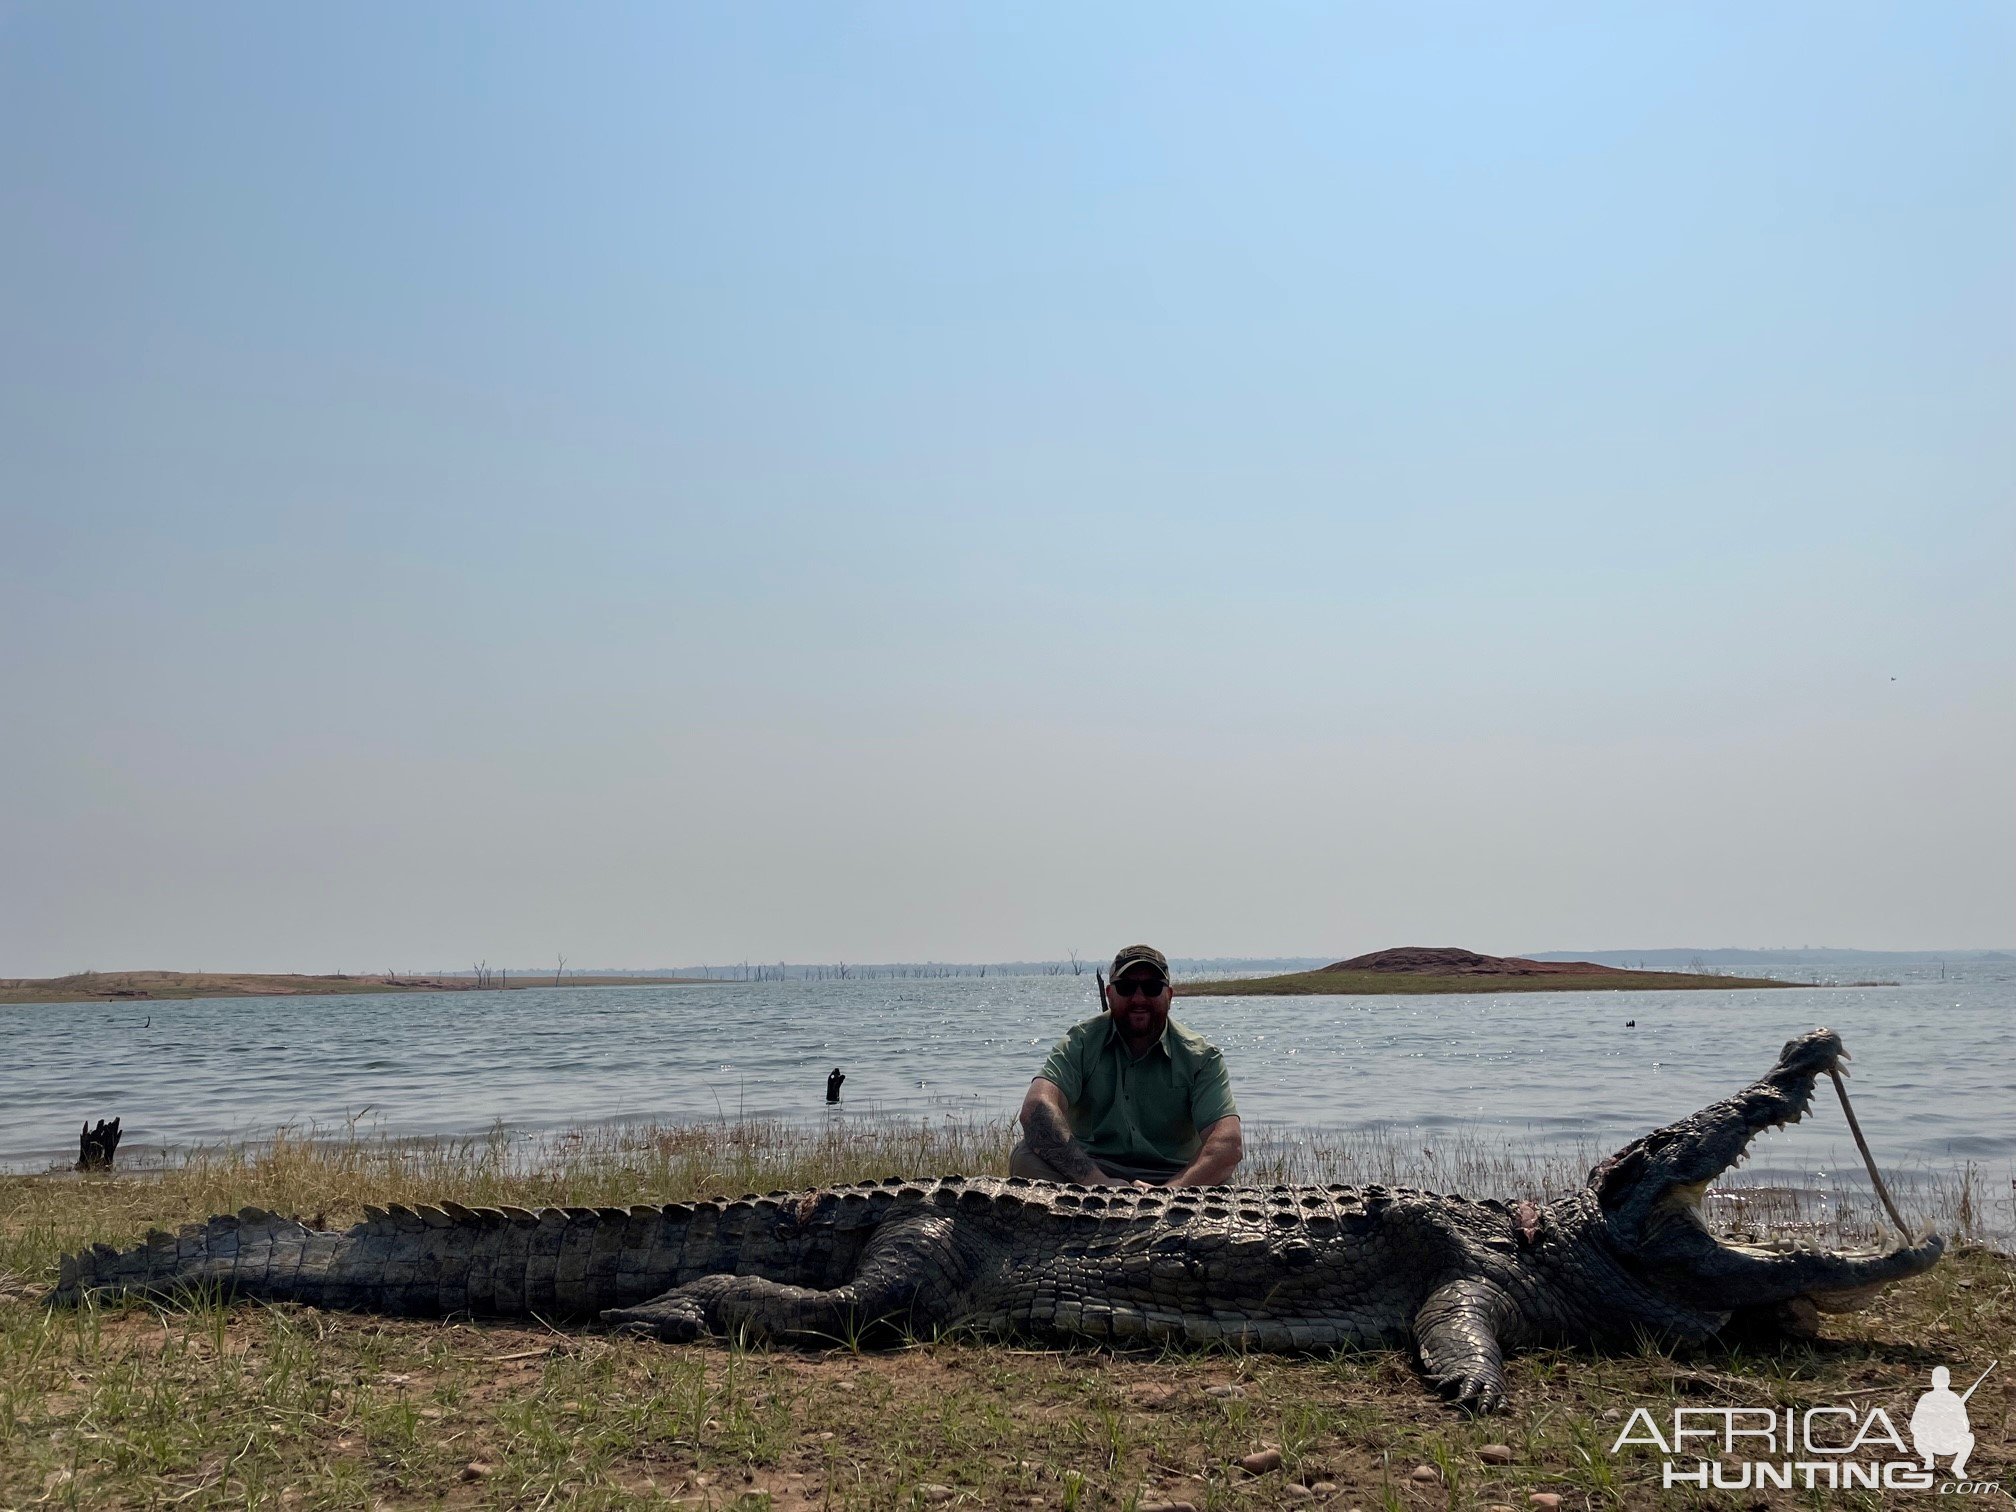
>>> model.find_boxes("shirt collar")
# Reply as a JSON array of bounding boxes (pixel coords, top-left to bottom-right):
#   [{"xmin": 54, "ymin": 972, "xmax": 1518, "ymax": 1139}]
[{"xmin": 1102, "ymin": 1012, "xmax": 1173, "ymax": 1061}]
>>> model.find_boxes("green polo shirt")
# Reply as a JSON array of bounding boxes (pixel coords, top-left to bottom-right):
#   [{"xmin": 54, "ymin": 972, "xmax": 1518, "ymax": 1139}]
[{"xmin": 1037, "ymin": 1014, "xmax": 1239, "ymax": 1180}]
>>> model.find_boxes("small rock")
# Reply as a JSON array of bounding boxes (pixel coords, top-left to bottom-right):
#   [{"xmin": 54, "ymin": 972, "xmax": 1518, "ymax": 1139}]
[
  {"xmin": 460, "ymin": 1462, "xmax": 493, "ymax": 1481},
  {"xmin": 1138, "ymin": 1503, "xmax": 1199, "ymax": 1512},
  {"xmin": 1310, "ymin": 1483, "xmax": 1339, "ymax": 1494},
  {"xmin": 1206, "ymin": 1383, "xmax": 1246, "ymax": 1399},
  {"xmin": 917, "ymin": 1486, "xmax": 954, "ymax": 1504},
  {"xmin": 1410, "ymin": 1464, "xmax": 1440, "ymax": 1483},
  {"xmin": 1600, "ymin": 1407, "xmax": 1620, "ymax": 1420},
  {"xmin": 1529, "ymin": 1495, "xmax": 1562, "ymax": 1509},
  {"xmin": 1280, "ymin": 1486, "xmax": 1315, "ymax": 1500},
  {"xmin": 1488, "ymin": 1505, "xmax": 1516, "ymax": 1511},
  {"xmin": 817, "ymin": 1431, "xmax": 835, "ymax": 1440},
  {"xmin": 1238, "ymin": 1448, "xmax": 1284, "ymax": 1475},
  {"xmin": 417, "ymin": 1407, "xmax": 445, "ymax": 1421},
  {"xmin": 1479, "ymin": 1443, "xmax": 1515, "ymax": 1465}
]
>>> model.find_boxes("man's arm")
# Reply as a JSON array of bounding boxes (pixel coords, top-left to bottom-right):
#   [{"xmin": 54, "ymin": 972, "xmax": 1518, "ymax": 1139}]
[
  {"xmin": 1166, "ymin": 1115, "xmax": 1242, "ymax": 1187},
  {"xmin": 1018, "ymin": 1078, "xmax": 1127, "ymax": 1185}
]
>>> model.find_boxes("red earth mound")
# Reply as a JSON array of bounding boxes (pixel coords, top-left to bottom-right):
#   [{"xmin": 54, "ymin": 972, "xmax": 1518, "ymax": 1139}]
[{"xmin": 1322, "ymin": 946, "xmax": 1624, "ymax": 977}]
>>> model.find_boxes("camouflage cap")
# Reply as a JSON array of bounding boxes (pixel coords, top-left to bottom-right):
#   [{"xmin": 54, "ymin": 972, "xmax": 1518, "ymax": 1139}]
[{"xmin": 1108, "ymin": 944, "xmax": 1169, "ymax": 981}]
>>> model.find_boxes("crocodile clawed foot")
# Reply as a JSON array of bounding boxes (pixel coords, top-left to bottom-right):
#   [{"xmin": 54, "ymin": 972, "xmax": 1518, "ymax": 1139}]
[
  {"xmin": 602, "ymin": 1298, "xmax": 707, "ymax": 1342},
  {"xmin": 1431, "ymin": 1367, "xmax": 1507, "ymax": 1416}
]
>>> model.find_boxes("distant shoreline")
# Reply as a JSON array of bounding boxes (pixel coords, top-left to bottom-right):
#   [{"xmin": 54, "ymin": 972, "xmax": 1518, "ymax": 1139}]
[{"xmin": 0, "ymin": 971, "xmax": 715, "ymax": 1006}]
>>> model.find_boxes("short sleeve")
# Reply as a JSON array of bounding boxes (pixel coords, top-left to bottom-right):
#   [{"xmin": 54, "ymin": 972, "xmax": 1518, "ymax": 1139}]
[
  {"xmin": 1038, "ymin": 1029, "xmax": 1084, "ymax": 1101},
  {"xmin": 1187, "ymin": 1045, "xmax": 1237, "ymax": 1130}
]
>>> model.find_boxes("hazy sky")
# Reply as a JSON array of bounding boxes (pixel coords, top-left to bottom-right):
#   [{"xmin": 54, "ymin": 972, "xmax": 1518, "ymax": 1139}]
[{"xmin": 3, "ymin": 3, "xmax": 2011, "ymax": 975}]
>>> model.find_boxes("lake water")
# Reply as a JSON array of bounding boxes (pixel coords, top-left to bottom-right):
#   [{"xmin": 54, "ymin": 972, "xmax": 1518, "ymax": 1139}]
[{"xmin": 4, "ymin": 967, "xmax": 2009, "ymax": 1229}]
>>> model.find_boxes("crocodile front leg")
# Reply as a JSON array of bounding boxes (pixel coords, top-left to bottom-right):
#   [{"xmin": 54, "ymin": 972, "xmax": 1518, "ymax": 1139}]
[
  {"xmin": 603, "ymin": 1211, "xmax": 987, "ymax": 1345},
  {"xmin": 1413, "ymin": 1277, "xmax": 1515, "ymax": 1414}
]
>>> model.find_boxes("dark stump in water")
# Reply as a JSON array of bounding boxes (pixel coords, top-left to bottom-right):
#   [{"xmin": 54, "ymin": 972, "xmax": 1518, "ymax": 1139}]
[{"xmin": 77, "ymin": 1118, "xmax": 121, "ymax": 1171}]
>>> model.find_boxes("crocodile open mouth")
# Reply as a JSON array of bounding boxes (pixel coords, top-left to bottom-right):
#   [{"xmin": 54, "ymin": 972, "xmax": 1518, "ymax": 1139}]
[{"xmin": 1651, "ymin": 1062, "xmax": 1909, "ymax": 1297}]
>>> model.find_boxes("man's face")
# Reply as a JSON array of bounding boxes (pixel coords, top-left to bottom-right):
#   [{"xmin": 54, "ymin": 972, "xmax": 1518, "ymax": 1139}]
[{"xmin": 1106, "ymin": 965, "xmax": 1171, "ymax": 1044}]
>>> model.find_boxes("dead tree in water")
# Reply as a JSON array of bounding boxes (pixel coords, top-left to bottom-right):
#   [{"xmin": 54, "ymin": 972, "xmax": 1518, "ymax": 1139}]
[{"xmin": 77, "ymin": 1118, "xmax": 121, "ymax": 1171}]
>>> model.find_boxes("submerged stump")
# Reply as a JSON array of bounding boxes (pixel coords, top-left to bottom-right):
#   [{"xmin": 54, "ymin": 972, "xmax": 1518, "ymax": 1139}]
[{"xmin": 76, "ymin": 1117, "xmax": 121, "ymax": 1171}]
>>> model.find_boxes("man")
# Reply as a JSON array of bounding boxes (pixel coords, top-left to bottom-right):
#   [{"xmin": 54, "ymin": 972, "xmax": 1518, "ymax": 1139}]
[{"xmin": 1011, "ymin": 944, "xmax": 1243, "ymax": 1186}]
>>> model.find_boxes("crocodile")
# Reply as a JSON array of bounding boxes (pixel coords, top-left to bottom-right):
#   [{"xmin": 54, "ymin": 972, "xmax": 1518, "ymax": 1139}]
[{"xmin": 50, "ymin": 1028, "xmax": 1943, "ymax": 1411}]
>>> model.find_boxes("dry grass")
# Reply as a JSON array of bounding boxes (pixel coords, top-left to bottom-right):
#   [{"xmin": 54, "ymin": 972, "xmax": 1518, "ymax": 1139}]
[{"xmin": 2, "ymin": 1121, "xmax": 2009, "ymax": 1509}]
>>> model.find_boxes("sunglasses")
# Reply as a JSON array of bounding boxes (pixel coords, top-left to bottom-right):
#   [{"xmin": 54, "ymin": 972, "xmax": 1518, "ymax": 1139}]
[{"xmin": 1111, "ymin": 974, "xmax": 1167, "ymax": 999}]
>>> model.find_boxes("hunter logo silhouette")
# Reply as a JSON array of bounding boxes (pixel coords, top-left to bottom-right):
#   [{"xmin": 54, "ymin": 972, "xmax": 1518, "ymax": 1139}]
[{"xmin": 1910, "ymin": 1362, "xmax": 1994, "ymax": 1479}]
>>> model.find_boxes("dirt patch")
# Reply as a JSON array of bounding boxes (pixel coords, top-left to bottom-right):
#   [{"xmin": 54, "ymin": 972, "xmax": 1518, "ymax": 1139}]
[{"xmin": 1324, "ymin": 947, "xmax": 1624, "ymax": 976}]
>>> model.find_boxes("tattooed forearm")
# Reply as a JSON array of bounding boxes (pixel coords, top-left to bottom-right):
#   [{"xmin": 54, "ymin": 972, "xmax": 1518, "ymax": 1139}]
[{"xmin": 1021, "ymin": 1098, "xmax": 1106, "ymax": 1183}]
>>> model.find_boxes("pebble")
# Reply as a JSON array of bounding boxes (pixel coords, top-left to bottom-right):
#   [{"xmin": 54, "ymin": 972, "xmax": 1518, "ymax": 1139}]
[
  {"xmin": 460, "ymin": 1462, "xmax": 493, "ymax": 1482},
  {"xmin": 1529, "ymin": 1495, "xmax": 1562, "ymax": 1509},
  {"xmin": 1410, "ymin": 1464, "xmax": 1440, "ymax": 1483},
  {"xmin": 917, "ymin": 1486, "xmax": 954, "ymax": 1504},
  {"xmin": 1238, "ymin": 1448, "xmax": 1284, "ymax": 1475},
  {"xmin": 1479, "ymin": 1443, "xmax": 1515, "ymax": 1465},
  {"xmin": 1310, "ymin": 1483, "xmax": 1338, "ymax": 1493},
  {"xmin": 1206, "ymin": 1383, "xmax": 1246, "ymax": 1399},
  {"xmin": 1280, "ymin": 1485, "xmax": 1314, "ymax": 1500},
  {"xmin": 1488, "ymin": 1505, "xmax": 1516, "ymax": 1511},
  {"xmin": 1138, "ymin": 1503, "xmax": 1199, "ymax": 1512}
]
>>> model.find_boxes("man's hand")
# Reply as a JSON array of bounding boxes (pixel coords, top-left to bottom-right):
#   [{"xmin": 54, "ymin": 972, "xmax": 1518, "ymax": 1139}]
[
  {"xmin": 1017, "ymin": 1078, "xmax": 1111, "ymax": 1185},
  {"xmin": 1166, "ymin": 1115, "xmax": 1243, "ymax": 1188}
]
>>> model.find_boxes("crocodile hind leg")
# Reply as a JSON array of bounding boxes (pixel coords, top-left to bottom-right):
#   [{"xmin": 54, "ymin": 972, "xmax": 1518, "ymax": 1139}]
[
  {"xmin": 602, "ymin": 1211, "xmax": 984, "ymax": 1345},
  {"xmin": 1413, "ymin": 1278, "xmax": 1515, "ymax": 1414}
]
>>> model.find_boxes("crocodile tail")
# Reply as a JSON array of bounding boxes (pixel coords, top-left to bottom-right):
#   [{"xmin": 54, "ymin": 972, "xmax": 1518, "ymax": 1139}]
[
  {"xmin": 47, "ymin": 1208, "xmax": 321, "ymax": 1309},
  {"xmin": 47, "ymin": 1193, "xmax": 829, "ymax": 1319}
]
